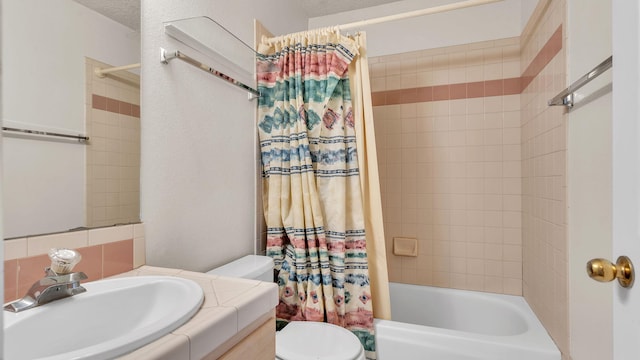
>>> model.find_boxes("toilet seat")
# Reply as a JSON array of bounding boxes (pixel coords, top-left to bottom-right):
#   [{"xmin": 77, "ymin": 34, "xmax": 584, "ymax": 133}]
[{"xmin": 275, "ymin": 321, "xmax": 366, "ymax": 360}]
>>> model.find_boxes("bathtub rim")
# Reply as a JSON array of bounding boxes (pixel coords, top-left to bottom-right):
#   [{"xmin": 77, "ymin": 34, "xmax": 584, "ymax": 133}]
[
  {"xmin": 388, "ymin": 282, "xmax": 533, "ymax": 336},
  {"xmin": 377, "ymin": 282, "xmax": 561, "ymax": 358}
]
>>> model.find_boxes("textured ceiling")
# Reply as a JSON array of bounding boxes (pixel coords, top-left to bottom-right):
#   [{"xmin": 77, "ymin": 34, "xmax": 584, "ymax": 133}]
[
  {"xmin": 73, "ymin": 0, "xmax": 141, "ymax": 30},
  {"xmin": 73, "ymin": 0, "xmax": 405, "ymax": 30}
]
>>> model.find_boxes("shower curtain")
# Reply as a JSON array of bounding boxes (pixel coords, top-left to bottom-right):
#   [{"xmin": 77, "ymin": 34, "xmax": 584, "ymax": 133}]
[{"xmin": 257, "ymin": 29, "xmax": 387, "ymax": 359}]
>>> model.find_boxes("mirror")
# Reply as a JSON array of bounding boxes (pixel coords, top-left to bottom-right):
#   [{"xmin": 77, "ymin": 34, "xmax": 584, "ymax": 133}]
[{"xmin": 2, "ymin": 0, "xmax": 141, "ymax": 239}]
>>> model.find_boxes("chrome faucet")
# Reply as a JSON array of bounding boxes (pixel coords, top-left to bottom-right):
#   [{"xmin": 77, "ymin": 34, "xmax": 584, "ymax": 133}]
[
  {"xmin": 4, "ymin": 248, "xmax": 87, "ymax": 313},
  {"xmin": 4, "ymin": 268, "xmax": 88, "ymax": 313}
]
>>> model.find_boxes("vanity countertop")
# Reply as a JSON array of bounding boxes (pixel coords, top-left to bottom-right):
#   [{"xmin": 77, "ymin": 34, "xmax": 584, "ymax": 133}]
[{"xmin": 112, "ymin": 265, "xmax": 278, "ymax": 360}]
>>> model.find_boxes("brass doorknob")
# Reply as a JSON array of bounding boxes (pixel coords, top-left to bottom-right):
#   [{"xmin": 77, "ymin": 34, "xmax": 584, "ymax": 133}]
[{"xmin": 586, "ymin": 256, "xmax": 634, "ymax": 288}]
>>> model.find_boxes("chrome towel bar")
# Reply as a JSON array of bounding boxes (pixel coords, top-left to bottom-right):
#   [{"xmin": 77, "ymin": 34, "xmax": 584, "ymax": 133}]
[
  {"xmin": 548, "ymin": 56, "xmax": 612, "ymax": 108},
  {"xmin": 160, "ymin": 48, "xmax": 260, "ymax": 100},
  {"xmin": 2, "ymin": 127, "xmax": 89, "ymax": 143}
]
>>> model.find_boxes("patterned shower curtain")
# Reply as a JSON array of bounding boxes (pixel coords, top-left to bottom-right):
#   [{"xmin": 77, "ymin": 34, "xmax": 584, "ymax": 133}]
[{"xmin": 257, "ymin": 30, "xmax": 376, "ymax": 358}]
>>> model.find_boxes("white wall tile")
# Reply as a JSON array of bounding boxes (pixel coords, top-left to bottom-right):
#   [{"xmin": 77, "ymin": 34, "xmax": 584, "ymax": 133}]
[
  {"xmin": 373, "ymin": 36, "xmax": 523, "ymax": 296},
  {"xmin": 88, "ymin": 224, "xmax": 134, "ymax": 245},
  {"xmin": 5, "ymin": 238, "xmax": 28, "ymax": 260},
  {"xmin": 28, "ymin": 231, "xmax": 88, "ymax": 256}
]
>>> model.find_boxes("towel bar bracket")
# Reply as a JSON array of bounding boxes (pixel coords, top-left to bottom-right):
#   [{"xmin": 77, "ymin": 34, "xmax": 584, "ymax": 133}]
[
  {"xmin": 561, "ymin": 93, "xmax": 574, "ymax": 108},
  {"xmin": 548, "ymin": 56, "xmax": 612, "ymax": 108}
]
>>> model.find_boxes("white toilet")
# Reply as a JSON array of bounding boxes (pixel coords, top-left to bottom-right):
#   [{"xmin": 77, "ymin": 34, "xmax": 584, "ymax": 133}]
[
  {"xmin": 275, "ymin": 321, "xmax": 366, "ymax": 360},
  {"xmin": 206, "ymin": 254, "xmax": 274, "ymax": 281},
  {"xmin": 208, "ymin": 255, "xmax": 367, "ymax": 360}
]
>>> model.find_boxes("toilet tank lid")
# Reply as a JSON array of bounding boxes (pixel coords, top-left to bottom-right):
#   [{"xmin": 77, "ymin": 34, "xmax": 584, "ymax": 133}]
[
  {"xmin": 207, "ymin": 255, "xmax": 273, "ymax": 280},
  {"xmin": 276, "ymin": 322, "xmax": 364, "ymax": 360}
]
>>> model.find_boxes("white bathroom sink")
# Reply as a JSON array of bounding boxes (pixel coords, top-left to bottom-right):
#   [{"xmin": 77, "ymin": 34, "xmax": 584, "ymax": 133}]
[{"xmin": 4, "ymin": 276, "xmax": 204, "ymax": 360}]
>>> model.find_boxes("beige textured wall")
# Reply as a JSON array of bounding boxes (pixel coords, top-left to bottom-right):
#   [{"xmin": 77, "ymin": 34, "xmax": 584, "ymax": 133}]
[{"xmin": 567, "ymin": 0, "xmax": 613, "ymax": 358}]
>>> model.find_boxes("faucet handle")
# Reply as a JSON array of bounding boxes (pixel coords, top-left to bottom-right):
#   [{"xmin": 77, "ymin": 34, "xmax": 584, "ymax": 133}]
[{"xmin": 48, "ymin": 248, "xmax": 82, "ymax": 274}]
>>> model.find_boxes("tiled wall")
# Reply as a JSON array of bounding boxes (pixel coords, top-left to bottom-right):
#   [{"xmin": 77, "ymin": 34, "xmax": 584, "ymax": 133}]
[
  {"xmin": 520, "ymin": 0, "xmax": 568, "ymax": 357},
  {"xmin": 4, "ymin": 223, "xmax": 145, "ymax": 303},
  {"xmin": 85, "ymin": 58, "xmax": 141, "ymax": 228},
  {"xmin": 370, "ymin": 37, "xmax": 523, "ymax": 295},
  {"xmin": 370, "ymin": 0, "xmax": 569, "ymax": 354}
]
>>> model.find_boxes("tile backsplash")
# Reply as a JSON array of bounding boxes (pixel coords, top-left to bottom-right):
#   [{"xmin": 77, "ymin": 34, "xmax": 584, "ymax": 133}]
[{"xmin": 4, "ymin": 223, "xmax": 145, "ymax": 303}]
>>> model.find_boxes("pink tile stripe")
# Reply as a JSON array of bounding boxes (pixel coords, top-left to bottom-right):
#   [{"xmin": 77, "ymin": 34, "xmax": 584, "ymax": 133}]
[
  {"xmin": 4, "ymin": 239, "xmax": 134, "ymax": 303},
  {"xmin": 92, "ymin": 94, "xmax": 140, "ymax": 117},
  {"xmin": 372, "ymin": 77, "xmax": 523, "ymax": 106},
  {"xmin": 372, "ymin": 25, "xmax": 563, "ymax": 106},
  {"xmin": 520, "ymin": 24, "xmax": 563, "ymax": 91}
]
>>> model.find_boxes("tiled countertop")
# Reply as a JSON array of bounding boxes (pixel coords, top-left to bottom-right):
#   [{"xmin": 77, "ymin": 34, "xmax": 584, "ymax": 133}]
[{"xmin": 113, "ymin": 265, "xmax": 278, "ymax": 360}]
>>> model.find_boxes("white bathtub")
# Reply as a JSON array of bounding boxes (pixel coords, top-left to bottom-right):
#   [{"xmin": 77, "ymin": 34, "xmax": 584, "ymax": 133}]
[{"xmin": 374, "ymin": 283, "xmax": 561, "ymax": 360}]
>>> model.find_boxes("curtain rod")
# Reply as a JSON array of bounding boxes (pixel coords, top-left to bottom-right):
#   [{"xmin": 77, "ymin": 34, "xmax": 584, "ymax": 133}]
[
  {"xmin": 264, "ymin": 0, "xmax": 504, "ymax": 44},
  {"xmin": 95, "ymin": 63, "xmax": 141, "ymax": 78}
]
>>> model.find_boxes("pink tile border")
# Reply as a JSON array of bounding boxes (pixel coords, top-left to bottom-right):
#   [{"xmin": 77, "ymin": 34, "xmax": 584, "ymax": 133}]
[
  {"xmin": 16, "ymin": 254, "xmax": 50, "ymax": 297},
  {"xmin": 76, "ymin": 245, "xmax": 104, "ymax": 281},
  {"xmin": 520, "ymin": 24, "xmax": 563, "ymax": 91},
  {"xmin": 371, "ymin": 25, "xmax": 562, "ymax": 106},
  {"xmin": 92, "ymin": 94, "xmax": 140, "ymax": 118},
  {"xmin": 104, "ymin": 240, "xmax": 134, "ymax": 277},
  {"xmin": 372, "ymin": 78, "xmax": 524, "ymax": 106},
  {"xmin": 4, "ymin": 260, "xmax": 18, "ymax": 303}
]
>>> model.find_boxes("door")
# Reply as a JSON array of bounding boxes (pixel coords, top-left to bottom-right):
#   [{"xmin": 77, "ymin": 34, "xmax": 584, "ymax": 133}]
[{"xmin": 612, "ymin": 0, "xmax": 640, "ymax": 358}]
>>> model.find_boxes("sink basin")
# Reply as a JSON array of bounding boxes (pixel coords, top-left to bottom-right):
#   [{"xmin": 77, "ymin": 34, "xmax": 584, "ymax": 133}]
[{"xmin": 4, "ymin": 276, "xmax": 204, "ymax": 360}]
